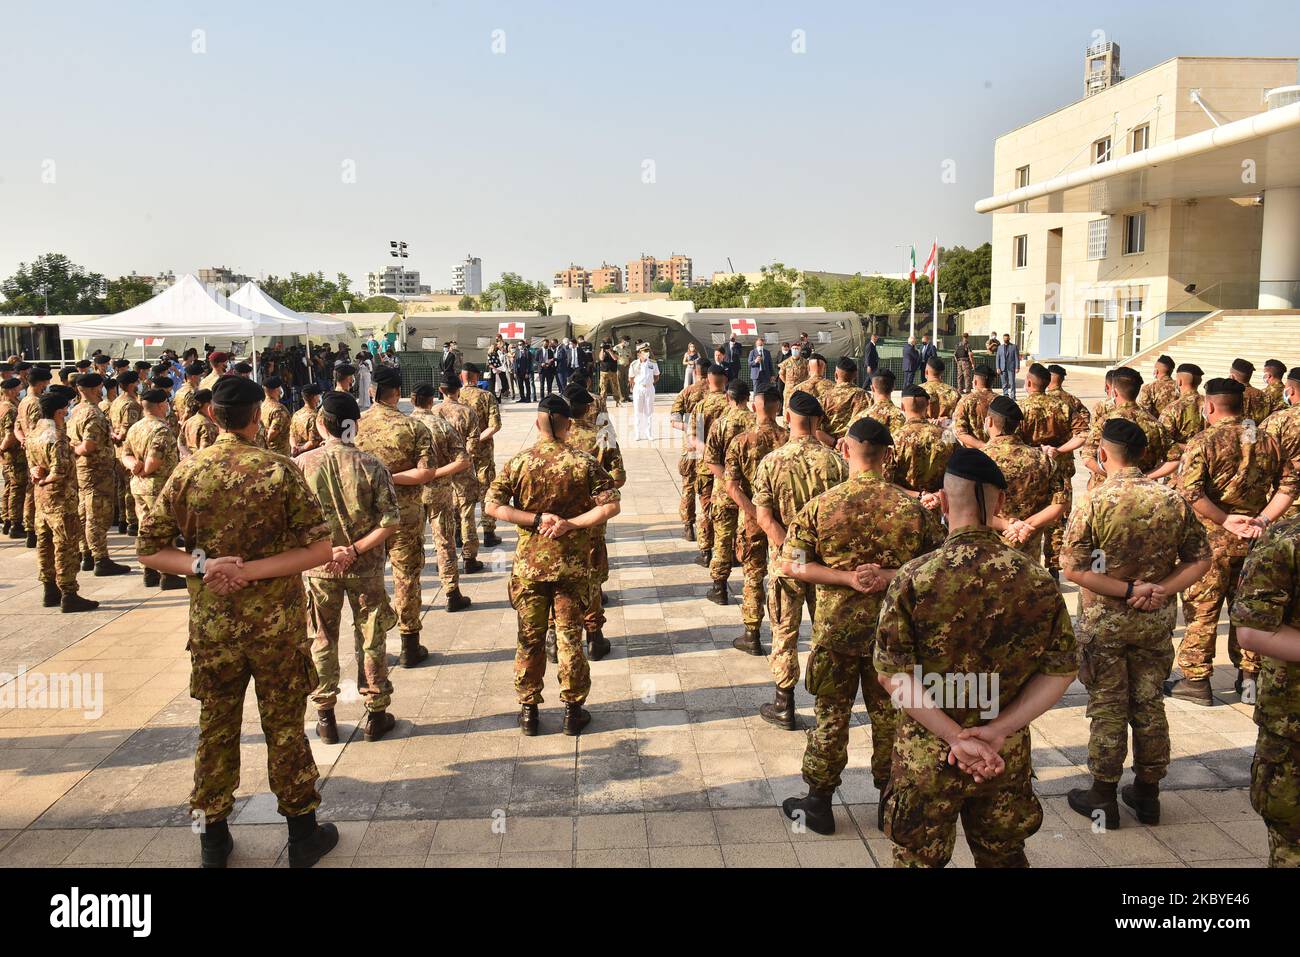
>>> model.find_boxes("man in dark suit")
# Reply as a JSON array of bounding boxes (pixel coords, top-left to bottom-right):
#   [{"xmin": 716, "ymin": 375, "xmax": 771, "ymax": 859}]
[
  {"xmin": 713, "ymin": 346, "xmax": 734, "ymax": 383},
  {"xmin": 556, "ymin": 338, "xmax": 576, "ymax": 391},
  {"xmin": 864, "ymin": 332, "xmax": 880, "ymax": 382},
  {"xmin": 748, "ymin": 336, "xmax": 774, "ymax": 392},
  {"xmin": 538, "ymin": 339, "xmax": 557, "ymax": 396},
  {"xmin": 726, "ymin": 334, "xmax": 743, "ymax": 381},
  {"xmin": 919, "ymin": 333, "xmax": 938, "ymax": 371},
  {"xmin": 902, "ymin": 336, "xmax": 921, "ymax": 387},
  {"xmin": 513, "ymin": 341, "xmax": 535, "ymax": 402}
]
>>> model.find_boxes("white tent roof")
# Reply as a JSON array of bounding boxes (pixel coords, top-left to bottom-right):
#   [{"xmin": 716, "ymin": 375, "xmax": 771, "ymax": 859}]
[
  {"xmin": 228, "ymin": 282, "xmax": 349, "ymax": 337},
  {"xmin": 57, "ymin": 273, "xmax": 286, "ymax": 339}
]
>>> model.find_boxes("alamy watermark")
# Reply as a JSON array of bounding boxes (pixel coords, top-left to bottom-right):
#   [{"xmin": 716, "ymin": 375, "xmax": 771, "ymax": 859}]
[{"xmin": 0, "ymin": 667, "xmax": 103, "ymax": 719}]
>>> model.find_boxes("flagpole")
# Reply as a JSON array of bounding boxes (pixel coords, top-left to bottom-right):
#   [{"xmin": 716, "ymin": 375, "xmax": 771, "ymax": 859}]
[
  {"xmin": 909, "ymin": 282, "xmax": 916, "ymax": 340},
  {"xmin": 932, "ymin": 237, "xmax": 939, "ymax": 344}
]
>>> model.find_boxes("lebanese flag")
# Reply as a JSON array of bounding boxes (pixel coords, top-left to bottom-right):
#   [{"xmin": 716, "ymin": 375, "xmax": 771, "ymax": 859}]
[
  {"xmin": 921, "ymin": 242, "xmax": 938, "ymax": 283},
  {"xmin": 908, "ymin": 246, "xmax": 918, "ymax": 284},
  {"xmin": 133, "ymin": 337, "xmax": 165, "ymax": 347}
]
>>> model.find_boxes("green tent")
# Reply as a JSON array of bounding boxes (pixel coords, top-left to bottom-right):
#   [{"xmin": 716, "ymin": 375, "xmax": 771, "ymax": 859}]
[{"xmin": 583, "ymin": 312, "xmax": 708, "ymax": 393}]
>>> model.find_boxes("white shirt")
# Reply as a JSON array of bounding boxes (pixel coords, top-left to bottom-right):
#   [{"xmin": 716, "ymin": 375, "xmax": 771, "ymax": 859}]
[{"xmin": 630, "ymin": 359, "xmax": 659, "ymax": 388}]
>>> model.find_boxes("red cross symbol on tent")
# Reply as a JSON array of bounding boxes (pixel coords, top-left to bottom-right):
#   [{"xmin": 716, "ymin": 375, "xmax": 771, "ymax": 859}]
[
  {"xmin": 730, "ymin": 317, "xmax": 757, "ymax": 337},
  {"xmin": 498, "ymin": 321, "xmax": 526, "ymax": 339}
]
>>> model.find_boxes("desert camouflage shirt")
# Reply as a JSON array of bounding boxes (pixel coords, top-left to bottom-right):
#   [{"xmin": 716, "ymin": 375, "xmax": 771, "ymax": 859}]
[
  {"xmin": 1263, "ymin": 381, "xmax": 1285, "ymax": 420},
  {"xmin": 723, "ymin": 423, "xmax": 788, "ymax": 519},
  {"xmin": 460, "ymin": 384, "xmax": 501, "ymax": 464},
  {"xmin": 1179, "ymin": 416, "xmax": 1294, "ymax": 540},
  {"xmin": 412, "ymin": 407, "xmax": 470, "ymax": 508},
  {"xmin": 124, "ymin": 415, "xmax": 180, "ymax": 500},
  {"xmin": 778, "ymin": 355, "xmax": 808, "ymax": 389},
  {"xmin": 849, "ymin": 399, "xmax": 906, "ymax": 440},
  {"xmin": 1242, "ymin": 383, "xmax": 1271, "ymax": 427},
  {"xmin": 433, "ymin": 398, "xmax": 482, "ymax": 491},
  {"xmin": 821, "ymin": 382, "xmax": 871, "ymax": 439},
  {"xmin": 260, "ymin": 398, "xmax": 291, "ymax": 457},
  {"xmin": 26, "ymin": 420, "xmax": 76, "ymax": 515},
  {"xmin": 290, "ymin": 404, "xmax": 320, "ymax": 455},
  {"xmin": 983, "ymin": 432, "xmax": 1066, "ymax": 523},
  {"xmin": 66, "ymin": 400, "xmax": 114, "ymax": 490},
  {"xmin": 1263, "ymin": 403, "xmax": 1300, "ymax": 519},
  {"xmin": 1137, "ymin": 376, "xmax": 1179, "ymax": 418},
  {"xmin": 889, "ymin": 419, "xmax": 953, "ymax": 494},
  {"xmin": 689, "ymin": 390, "xmax": 731, "ymax": 477},
  {"xmin": 921, "ymin": 379, "xmax": 960, "ymax": 421},
  {"xmin": 787, "ymin": 375, "xmax": 835, "ymax": 410},
  {"xmin": 1083, "ymin": 401, "xmax": 1170, "ymax": 479},
  {"xmin": 751, "ymin": 434, "xmax": 848, "ymax": 575},
  {"xmin": 0, "ymin": 400, "xmax": 19, "ymax": 461},
  {"xmin": 1159, "ymin": 391, "xmax": 1205, "ymax": 461},
  {"xmin": 952, "ymin": 386, "xmax": 995, "ymax": 444},
  {"xmin": 703, "ymin": 405, "xmax": 755, "ymax": 491},
  {"xmin": 296, "ymin": 439, "xmax": 401, "ymax": 580},
  {"xmin": 173, "ymin": 382, "xmax": 201, "ymax": 424},
  {"xmin": 181, "ymin": 414, "xmax": 218, "ymax": 456},
  {"xmin": 355, "ymin": 402, "xmax": 436, "ymax": 522},
  {"xmin": 109, "ymin": 393, "xmax": 142, "ymax": 459}
]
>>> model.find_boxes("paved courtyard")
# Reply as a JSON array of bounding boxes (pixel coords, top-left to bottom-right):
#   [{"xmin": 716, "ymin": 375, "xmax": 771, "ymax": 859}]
[{"xmin": 0, "ymin": 370, "xmax": 1271, "ymax": 868}]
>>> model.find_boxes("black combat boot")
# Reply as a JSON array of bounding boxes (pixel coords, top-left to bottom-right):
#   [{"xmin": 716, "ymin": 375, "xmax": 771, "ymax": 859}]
[
  {"xmin": 199, "ymin": 818, "xmax": 234, "ymax": 869},
  {"xmin": 760, "ymin": 686, "xmax": 797, "ymax": 730},
  {"xmin": 316, "ymin": 710, "xmax": 338, "ymax": 745},
  {"xmin": 1048, "ymin": 567, "xmax": 1060, "ymax": 584},
  {"xmin": 462, "ymin": 558, "xmax": 484, "ymax": 574},
  {"xmin": 519, "ymin": 703, "xmax": 539, "ymax": 736},
  {"xmin": 94, "ymin": 556, "xmax": 131, "ymax": 577},
  {"xmin": 6, "ymin": 520, "xmax": 24, "ymax": 539},
  {"xmin": 142, "ymin": 568, "xmax": 161, "ymax": 588},
  {"xmin": 61, "ymin": 592, "xmax": 100, "ymax": 613},
  {"xmin": 683, "ymin": 523, "xmax": 696, "ymax": 542},
  {"xmin": 363, "ymin": 710, "xmax": 396, "ymax": 742},
  {"xmin": 781, "ymin": 787, "xmax": 836, "ymax": 835},
  {"xmin": 446, "ymin": 588, "xmax": 471, "ymax": 612},
  {"xmin": 25, "ymin": 529, "xmax": 36, "ymax": 548},
  {"xmin": 126, "ymin": 522, "xmax": 138, "ymax": 536},
  {"xmin": 876, "ymin": 780, "xmax": 889, "ymax": 832},
  {"xmin": 706, "ymin": 580, "xmax": 729, "ymax": 605},
  {"xmin": 1067, "ymin": 778, "xmax": 1120, "ymax": 830},
  {"xmin": 600, "ymin": 590, "xmax": 611, "ymax": 605},
  {"xmin": 562, "ymin": 702, "xmax": 591, "ymax": 736},
  {"xmin": 116, "ymin": 517, "xmax": 128, "ymax": 534},
  {"xmin": 694, "ymin": 550, "xmax": 711, "ymax": 568},
  {"xmin": 42, "ymin": 581, "xmax": 61, "ymax": 607},
  {"xmin": 81, "ymin": 552, "xmax": 94, "ymax": 572},
  {"xmin": 1121, "ymin": 780, "xmax": 1161, "ymax": 825},
  {"xmin": 482, "ymin": 530, "xmax": 501, "ymax": 548},
  {"xmin": 586, "ymin": 630, "xmax": 610, "ymax": 661},
  {"xmin": 731, "ymin": 629, "xmax": 764, "ymax": 656},
  {"xmin": 398, "ymin": 632, "xmax": 428, "ymax": 667},
  {"xmin": 160, "ymin": 574, "xmax": 186, "ymax": 590},
  {"xmin": 1, "ymin": 520, "xmax": 9, "ymax": 535},
  {"xmin": 545, "ymin": 627, "xmax": 558, "ymax": 664},
  {"xmin": 286, "ymin": 810, "xmax": 339, "ymax": 869},
  {"xmin": 455, "ymin": 531, "xmax": 464, "ymax": 549},
  {"xmin": 1163, "ymin": 676, "xmax": 1213, "ymax": 706}
]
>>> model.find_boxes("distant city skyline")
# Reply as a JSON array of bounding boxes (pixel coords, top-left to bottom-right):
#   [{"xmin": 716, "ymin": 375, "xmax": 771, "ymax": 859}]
[{"xmin": 2, "ymin": 0, "xmax": 1298, "ymax": 298}]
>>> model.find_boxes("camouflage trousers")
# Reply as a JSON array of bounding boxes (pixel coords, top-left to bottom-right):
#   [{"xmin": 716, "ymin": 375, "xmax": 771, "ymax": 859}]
[
  {"xmin": 188, "ymin": 629, "xmax": 321, "ymax": 824},
  {"xmin": 709, "ymin": 505, "xmax": 739, "ymax": 584},
  {"xmin": 767, "ymin": 574, "xmax": 815, "ymax": 690},
  {"xmin": 1178, "ymin": 539, "xmax": 1259, "ymax": 681},
  {"xmin": 115, "ymin": 459, "xmax": 135, "ymax": 526},
  {"xmin": 1042, "ymin": 487, "xmax": 1072, "ymax": 573},
  {"xmin": 1, "ymin": 452, "xmax": 26, "ymax": 524},
  {"xmin": 736, "ymin": 522, "xmax": 768, "ymax": 630},
  {"xmin": 509, "ymin": 575, "xmax": 591, "ymax": 705},
  {"xmin": 35, "ymin": 507, "xmax": 80, "ymax": 593},
  {"xmin": 599, "ymin": 371, "xmax": 624, "ymax": 405},
  {"xmin": 1251, "ymin": 729, "xmax": 1300, "ymax": 867},
  {"xmin": 678, "ymin": 453, "xmax": 696, "ymax": 527},
  {"xmin": 388, "ymin": 519, "xmax": 427, "ymax": 634},
  {"xmin": 307, "ymin": 575, "xmax": 397, "ymax": 713},
  {"xmin": 475, "ymin": 459, "xmax": 496, "ymax": 535},
  {"xmin": 77, "ymin": 482, "xmax": 115, "ymax": 560},
  {"xmin": 956, "ymin": 358, "xmax": 974, "ymax": 394},
  {"xmin": 802, "ymin": 645, "xmax": 896, "ymax": 792},
  {"xmin": 23, "ymin": 467, "xmax": 35, "ymax": 528},
  {"xmin": 885, "ymin": 721, "xmax": 1042, "ymax": 868},
  {"xmin": 1079, "ymin": 639, "xmax": 1174, "ymax": 784},
  {"xmin": 425, "ymin": 493, "xmax": 459, "ymax": 591},
  {"xmin": 453, "ymin": 477, "xmax": 480, "ymax": 562},
  {"xmin": 695, "ymin": 474, "xmax": 715, "ymax": 551}
]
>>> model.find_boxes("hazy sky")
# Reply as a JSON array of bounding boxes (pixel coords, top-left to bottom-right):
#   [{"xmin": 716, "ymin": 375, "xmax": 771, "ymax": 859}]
[{"xmin": 2, "ymin": 0, "xmax": 1297, "ymax": 293}]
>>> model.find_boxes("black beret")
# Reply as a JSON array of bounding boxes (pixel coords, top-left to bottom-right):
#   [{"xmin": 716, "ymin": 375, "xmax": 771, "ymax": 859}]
[
  {"xmin": 373, "ymin": 367, "xmax": 402, "ymax": 388},
  {"xmin": 46, "ymin": 385, "xmax": 77, "ymax": 399},
  {"xmin": 1047, "ymin": 364, "xmax": 1067, "ymax": 377},
  {"xmin": 92, "ymin": 354, "xmax": 110, "ymax": 364},
  {"xmin": 901, "ymin": 385, "xmax": 929, "ymax": 401},
  {"xmin": 1027, "ymin": 362, "xmax": 1049, "ymax": 380},
  {"xmin": 75, "ymin": 373, "xmax": 103, "ymax": 388},
  {"xmin": 973, "ymin": 364, "xmax": 994, "ymax": 379},
  {"xmin": 140, "ymin": 388, "xmax": 170, "ymax": 404},
  {"xmin": 151, "ymin": 376, "xmax": 172, "ymax": 390},
  {"xmin": 1112, "ymin": 367, "xmax": 1142, "ymax": 386},
  {"xmin": 1231, "ymin": 358, "xmax": 1255, "ymax": 376},
  {"xmin": 412, "ymin": 384, "xmax": 437, "ymax": 399},
  {"xmin": 185, "ymin": 363, "xmax": 205, "ymax": 377},
  {"xmin": 1101, "ymin": 418, "xmax": 1148, "ymax": 449},
  {"xmin": 211, "ymin": 376, "xmax": 265, "ymax": 406},
  {"xmin": 726, "ymin": 380, "xmax": 751, "ymax": 400},
  {"xmin": 989, "ymin": 395, "xmax": 1023, "ymax": 422},
  {"xmin": 835, "ymin": 355, "xmax": 856, "ymax": 374},
  {"xmin": 13, "ymin": 362, "xmax": 32, "ymax": 371},
  {"xmin": 302, "ymin": 384, "xmax": 323, "ymax": 397},
  {"xmin": 117, "ymin": 371, "xmax": 139, "ymax": 386},
  {"xmin": 192, "ymin": 389, "xmax": 213, "ymax": 405},
  {"xmin": 945, "ymin": 447, "xmax": 1007, "ymax": 490},
  {"xmin": 461, "ymin": 362, "xmax": 480, "ymax": 375},
  {"xmin": 321, "ymin": 391, "xmax": 360, "ymax": 421},
  {"xmin": 75, "ymin": 359, "xmax": 91, "ymax": 370},
  {"xmin": 707, "ymin": 363, "xmax": 727, "ymax": 377},
  {"xmin": 29, "ymin": 367, "xmax": 52, "ymax": 383},
  {"xmin": 566, "ymin": 386, "xmax": 594, "ymax": 406},
  {"xmin": 263, "ymin": 376, "xmax": 283, "ymax": 390},
  {"xmin": 846, "ymin": 416, "xmax": 893, "ymax": 446},
  {"xmin": 1, "ymin": 378, "xmax": 20, "ymax": 390},
  {"xmin": 111, "ymin": 359, "xmax": 129, "ymax": 369},
  {"xmin": 1176, "ymin": 363, "xmax": 1203, "ymax": 377},
  {"xmin": 440, "ymin": 371, "xmax": 461, "ymax": 389},
  {"xmin": 539, "ymin": 394, "xmax": 572, "ymax": 418},
  {"xmin": 1265, "ymin": 359, "xmax": 1286, "ymax": 374},
  {"xmin": 1204, "ymin": 377, "xmax": 1245, "ymax": 397},
  {"xmin": 334, "ymin": 362, "xmax": 357, "ymax": 377},
  {"xmin": 787, "ymin": 390, "xmax": 824, "ymax": 418},
  {"xmin": 38, "ymin": 392, "xmax": 71, "ymax": 417},
  {"xmin": 1156, "ymin": 354, "xmax": 1175, "ymax": 370},
  {"xmin": 232, "ymin": 362, "xmax": 253, "ymax": 375},
  {"xmin": 926, "ymin": 356, "xmax": 945, "ymax": 372},
  {"xmin": 1289, "ymin": 368, "xmax": 1300, "ymax": 384},
  {"xmin": 758, "ymin": 386, "xmax": 782, "ymax": 404}
]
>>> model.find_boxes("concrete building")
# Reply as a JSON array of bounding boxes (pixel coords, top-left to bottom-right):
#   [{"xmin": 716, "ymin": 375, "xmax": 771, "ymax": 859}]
[
  {"xmin": 553, "ymin": 264, "xmax": 590, "ymax": 290},
  {"xmin": 368, "ymin": 264, "xmax": 426, "ymax": 297},
  {"xmin": 979, "ymin": 45, "xmax": 1298, "ymax": 361},
  {"xmin": 197, "ymin": 266, "xmax": 250, "ymax": 294},
  {"xmin": 452, "ymin": 255, "xmax": 482, "ymax": 296},
  {"xmin": 626, "ymin": 254, "xmax": 692, "ymax": 293},
  {"xmin": 589, "ymin": 262, "xmax": 622, "ymax": 292}
]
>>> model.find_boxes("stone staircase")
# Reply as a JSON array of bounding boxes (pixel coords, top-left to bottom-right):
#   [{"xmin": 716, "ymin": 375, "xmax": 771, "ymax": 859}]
[{"xmin": 1123, "ymin": 309, "xmax": 1300, "ymax": 379}]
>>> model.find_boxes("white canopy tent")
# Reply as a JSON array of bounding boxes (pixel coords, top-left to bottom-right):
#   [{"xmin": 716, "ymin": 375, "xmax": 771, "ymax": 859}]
[{"xmin": 227, "ymin": 282, "xmax": 349, "ymax": 338}]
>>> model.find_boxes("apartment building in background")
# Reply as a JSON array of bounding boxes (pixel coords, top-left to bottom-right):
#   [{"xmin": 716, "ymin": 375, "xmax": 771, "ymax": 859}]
[
  {"xmin": 368, "ymin": 264, "xmax": 427, "ymax": 297},
  {"xmin": 625, "ymin": 253, "xmax": 692, "ymax": 292},
  {"xmin": 198, "ymin": 266, "xmax": 251, "ymax": 294},
  {"xmin": 983, "ymin": 43, "xmax": 1298, "ymax": 359},
  {"xmin": 452, "ymin": 255, "xmax": 482, "ymax": 296}
]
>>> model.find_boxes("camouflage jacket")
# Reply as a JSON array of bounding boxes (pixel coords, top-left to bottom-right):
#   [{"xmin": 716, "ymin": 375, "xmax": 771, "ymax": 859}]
[
  {"xmin": 1229, "ymin": 517, "xmax": 1300, "ymax": 742},
  {"xmin": 1137, "ymin": 376, "xmax": 1179, "ymax": 418},
  {"xmin": 260, "ymin": 399, "xmax": 292, "ymax": 457},
  {"xmin": 290, "ymin": 404, "xmax": 319, "ymax": 455},
  {"xmin": 296, "ymin": 439, "xmax": 402, "ymax": 580},
  {"xmin": 723, "ymin": 423, "xmax": 788, "ymax": 517},
  {"xmin": 689, "ymin": 390, "xmax": 731, "ymax": 476},
  {"xmin": 173, "ymin": 382, "xmax": 200, "ymax": 424},
  {"xmin": 1158, "ymin": 391, "xmax": 1205, "ymax": 461},
  {"xmin": 670, "ymin": 381, "xmax": 707, "ymax": 426},
  {"xmin": 139, "ymin": 431, "xmax": 331, "ymax": 650},
  {"xmin": 1062, "ymin": 467, "xmax": 1211, "ymax": 648},
  {"xmin": 875, "ymin": 525, "xmax": 1077, "ymax": 731},
  {"xmin": 125, "ymin": 415, "xmax": 180, "ymax": 500},
  {"xmin": 0, "ymin": 400, "xmax": 19, "ymax": 461},
  {"xmin": 778, "ymin": 355, "xmax": 808, "ymax": 389},
  {"xmin": 1263, "ymin": 381, "xmax": 1285, "ymax": 420},
  {"xmin": 26, "ymin": 420, "xmax": 76, "ymax": 515},
  {"xmin": 66, "ymin": 400, "xmax": 115, "ymax": 491},
  {"xmin": 703, "ymin": 405, "xmax": 755, "ymax": 488},
  {"xmin": 412, "ymin": 407, "xmax": 470, "ymax": 507},
  {"xmin": 1179, "ymin": 416, "xmax": 1293, "ymax": 549},
  {"xmin": 568, "ymin": 420, "xmax": 626, "ymax": 488},
  {"xmin": 983, "ymin": 432, "xmax": 1065, "ymax": 522},
  {"xmin": 821, "ymin": 382, "xmax": 871, "ymax": 439},
  {"xmin": 751, "ymin": 434, "xmax": 848, "ymax": 574},
  {"xmin": 921, "ymin": 379, "xmax": 960, "ymax": 421},
  {"xmin": 486, "ymin": 437, "xmax": 619, "ymax": 582},
  {"xmin": 1264, "ymin": 404, "xmax": 1300, "ymax": 519},
  {"xmin": 849, "ymin": 399, "xmax": 906, "ymax": 440},
  {"xmin": 433, "ymin": 398, "xmax": 482, "ymax": 490},
  {"xmin": 889, "ymin": 419, "xmax": 953, "ymax": 494},
  {"xmin": 952, "ymin": 387, "xmax": 995, "ymax": 444},
  {"xmin": 1083, "ymin": 401, "xmax": 1169, "ymax": 479},
  {"xmin": 787, "ymin": 375, "xmax": 835, "ymax": 409},
  {"xmin": 108, "ymin": 393, "xmax": 142, "ymax": 458},
  {"xmin": 355, "ymin": 401, "xmax": 436, "ymax": 522},
  {"xmin": 460, "ymin": 384, "xmax": 501, "ymax": 463},
  {"xmin": 1018, "ymin": 391, "xmax": 1082, "ymax": 449},
  {"xmin": 1046, "ymin": 386, "xmax": 1090, "ymax": 432},
  {"xmin": 1242, "ymin": 383, "xmax": 1271, "ymax": 427},
  {"xmin": 181, "ymin": 414, "xmax": 218, "ymax": 457},
  {"xmin": 783, "ymin": 470, "xmax": 945, "ymax": 655}
]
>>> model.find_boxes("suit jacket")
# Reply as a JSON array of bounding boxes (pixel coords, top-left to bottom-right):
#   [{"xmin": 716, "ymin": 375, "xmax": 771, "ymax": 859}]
[
  {"xmin": 919, "ymin": 343, "xmax": 938, "ymax": 367},
  {"xmin": 996, "ymin": 343, "xmax": 1020, "ymax": 373},
  {"xmin": 748, "ymin": 348, "xmax": 773, "ymax": 386},
  {"xmin": 902, "ymin": 344, "xmax": 921, "ymax": 373},
  {"xmin": 864, "ymin": 341, "xmax": 880, "ymax": 372},
  {"xmin": 557, "ymin": 346, "xmax": 575, "ymax": 374}
]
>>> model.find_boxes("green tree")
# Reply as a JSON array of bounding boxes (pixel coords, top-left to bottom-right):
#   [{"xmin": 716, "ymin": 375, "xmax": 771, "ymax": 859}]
[
  {"xmin": 479, "ymin": 272, "xmax": 547, "ymax": 311},
  {"xmin": 261, "ymin": 271, "xmax": 366, "ymax": 313},
  {"xmin": 104, "ymin": 276, "xmax": 154, "ymax": 313},
  {"xmin": 456, "ymin": 294, "xmax": 479, "ymax": 311},
  {"xmin": 362, "ymin": 295, "xmax": 400, "ymax": 313},
  {"xmin": 673, "ymin": 274, "xmax": 749, "ymax": 308},
  {"xmin": 0, "ymin": 253, "xmax": 106, "ymax": 315},
  {"xmin": 651, "ymin": 278, "xmax": 674, "ymax": 293}
]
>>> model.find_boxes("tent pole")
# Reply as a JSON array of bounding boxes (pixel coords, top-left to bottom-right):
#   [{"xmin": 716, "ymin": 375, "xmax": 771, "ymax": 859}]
[{"xmin": 252, "ymin": 334, "xmax": 259, "ymax": 383}]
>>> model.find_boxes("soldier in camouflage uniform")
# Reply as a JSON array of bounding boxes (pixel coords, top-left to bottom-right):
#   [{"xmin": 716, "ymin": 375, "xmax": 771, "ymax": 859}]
[
  {"xmin": 435, "ymin": 372, "xmax": 485, "ymax": 571},
  {"xmin": 672, "ymin": 358, "xmax": 711, "ymax": 540},
  {"xmin": 1061, "ymin": 419, "xmax": 1212, "ymax": 829},
  {"xmin": 724, "ymin": 387, "xmax": 788, "ymax": 654},
  {"xmin": 486, "ymin": 394, "xmax": 620, "ymax": 736},
  {"xmin": 108, "ymin": 370, "xmax": 143, "ymax": 535},
  {"xmin": 1155, "ymin": 363, "xmax": 1205, "ymax": 466},
  {"xmin": 875, "ymin": 447, "xmax": 1077, "ymax": 867},
  {"xmin": 174, "ymin": 363, "xmax": 204, "ymax": 426},
  {"xmin": 0, "ymin": 377, "xmax": 28, "ymax": 539},
  {"xmin": 28, "ymin": 390, "xmax": 100, "ymax": 612},
  {"xmin": 124, "ymin": 388, "xmax": 185, "ymax": 590},
  {"xmin": 257, "ymin": 377, "xmax": 291, "ymax": 456},
  {"xmin": 1230, "ymin": 357, "xmax": 1272, "ymax": 428},
  {"xmin": 921, "ymin": 357, "xmax": 960, "ymax": 421},
  {"xmin": 296, "ymin": 391, "xmax": 402, "ymax": 744},
  {"xmin": 703, "ymin": 380, "xmax": 755, "ymax": 604},
  {"xmin": 1167, "ymin": 377, "xmax": 1298, "ymax": 706},
  {"xmin": 778, "ymin": 347, "xmax": 809, "ymax": 406},
  {"xmin": 14, "ymin": 366, "xmax": 52, "ymax": 545},
  {"xmin": 356, "ymin": 366, "xmax": 438, "ymax": 667},
  {"xmin": 180, "ymin": 389, "xmax": 219, "ymax": 457},
  {"xmin": 1263, "ymin": 367, "xmax": 1300, "ymax": 522},
  {"xmin": 290, "ymin": 384, "xmax": 323, "ymax": 457},
  {"xmin": 1082, "ymin": 367, "xmax": 1169, "ymax": 490},
  {"xmin": 981, "ymin": 395, "xmax": 1068, "ymax": 563},
  {"xmin": 890, "ymin": 385, "xmax": 953, "ymax": 504},
  {"xmin": 1019, "ymin": 363, "xmax": 1088, "ymax": 578},
  {"xmin": 411, "ymin": 383, "xmax": 473, "ymax": 613},
  {"xmin": 68, "ymin": 373, "xmax": 130, "ymax": 576},
  {"xmin": 848, "ymin": 369, "xmax": 906, "ymax": 442},
  {"xmin": 780, "ymin": 416, "xmax": 946, "ymax": 834},
  {"xmin": 784, "ymin": 353, "xmax": 834, "ymax": 421},
  {"xmin": 1137, "ymin": 354, "xmax": 1179, "ymax": 418},
  {"xmin": 953, "ymin": 365, "xmax": 997, "ymax": 449},
  {"xmin": 689, "ymin": 364, "xmax": 731, "ymax": 564},
  {"xmin": 197, "ymin": 351, "xmax": 229, "ymax": 391},
  {"xmin": 460, "ymin": 363, "xmax": 503, "ymax": 547},
  {"xmin": 138, "ymin": 374, "xmax": 338, "ymax": 869},
  {"xmin": 1230, "ymin": 517, "xmax": 1300, "ymax": 867},
  {"xmin": 1093, "ymin": 369, "xmax": 1117, "ymax": 423},
  {"xmin": 751, "ymin": 389, "xmax": 848, "ymax": 729},
  {"xmin": 819, "ymin": 356, "xmax": 870, "ymax": 440},
  {"xmin": 1261, "ymin": 359, "xmax": 1287, "ymax": 421}
]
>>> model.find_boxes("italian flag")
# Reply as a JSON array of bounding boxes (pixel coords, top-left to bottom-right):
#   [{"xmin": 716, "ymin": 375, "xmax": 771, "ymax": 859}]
[
  {"xmin": 908, "ymin": 246, "xmax": 918, "ymax": 284},
  {"xmin": 921, "ymin": 242, "xmax": 938, "ymax": 283}
]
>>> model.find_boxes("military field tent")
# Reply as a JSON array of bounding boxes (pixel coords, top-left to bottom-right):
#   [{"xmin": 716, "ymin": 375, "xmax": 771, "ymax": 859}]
[
  {"xmin": 584, "ymin": 311, "xmax": 708, "ymax": 393},
  {"xmin": 682, "ymin": 309, "xmax": 867, "ymax": 384},
  {"xmin": 396, "ymin": 311, "xmax": 572, "ymax": 393}
]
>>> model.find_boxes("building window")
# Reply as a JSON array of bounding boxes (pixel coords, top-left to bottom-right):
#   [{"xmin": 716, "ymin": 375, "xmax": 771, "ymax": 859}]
[
  {"xmin": 1093, "ymin": 137, "xmax": 1111, "ymax": 164},
  {"xmin": 1131, "ymin": 124, "xmax": 1149, "ymax": 153},
  {"xmin": 1015, "ymin": 165, "xmax": 1030, "ymax": 189},
  {"xmin": 1012, "ymin": 235, "xmax": 1028, "ymax": 269},
  {"xmin": 1123, "ymin": 212, "xmax": 1146, "ymax": 255},
  {"xmin": 1087, "ymin": 219, "xmax": 1108, "ymax": 260}
]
